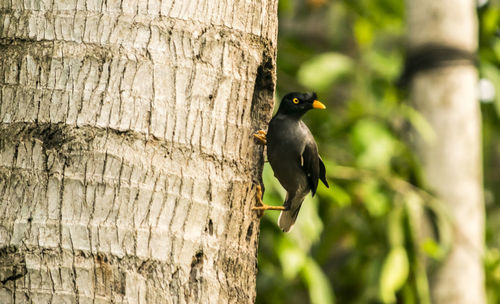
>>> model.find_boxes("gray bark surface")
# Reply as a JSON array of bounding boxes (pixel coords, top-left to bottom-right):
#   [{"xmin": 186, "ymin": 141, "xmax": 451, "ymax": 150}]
[
  {"xmin": 0, "ymin": 1, "xmax": 278, "ymax": 303},
  {"xmin": 407, "ymin": 0, "xmax": 485, "ymax": 303}
]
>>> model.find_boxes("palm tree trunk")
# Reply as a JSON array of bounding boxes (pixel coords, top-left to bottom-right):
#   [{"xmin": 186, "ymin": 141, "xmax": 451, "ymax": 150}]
[
  {"xmin": 0, "ymin": 1, "xmax": 277, "ymax": 303},
  {"xmin": 406, "ymin": 0, "xmax": 486, "ymax": 303}
]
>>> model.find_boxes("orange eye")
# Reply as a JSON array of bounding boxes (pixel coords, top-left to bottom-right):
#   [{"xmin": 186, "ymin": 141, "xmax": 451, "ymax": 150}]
[{"xmin": 292, "ymin": 98, "xmax": 299, "ymax": 104}]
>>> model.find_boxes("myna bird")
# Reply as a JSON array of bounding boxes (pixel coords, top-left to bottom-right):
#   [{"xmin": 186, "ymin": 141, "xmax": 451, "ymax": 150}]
[{"xmin": 253, "ymin": 92, "xmax": 329, "ymax": 232}]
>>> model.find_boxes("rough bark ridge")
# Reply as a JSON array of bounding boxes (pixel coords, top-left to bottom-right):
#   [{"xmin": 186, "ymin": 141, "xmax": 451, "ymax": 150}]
[
  {"xmin": 406, "ymin": 0, "xmax": 485, "ymax": 303},
  {"xmin": 0, "ymin": 0, "xmax": 278, "ymax": 303}
]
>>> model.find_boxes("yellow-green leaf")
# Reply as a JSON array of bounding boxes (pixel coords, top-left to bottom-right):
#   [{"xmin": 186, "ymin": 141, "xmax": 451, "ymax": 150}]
[
  {"xmin": 387, "ymin": 206, "xmax": 404, "ymax": 247},
  {"xmin": 297, "ymin": 52, "xmax": 353, "ymax": 91},
  {"xmin": 301, "ymin": 257, "xmax": 336, "ymax": 304},
  {"xmin": 277, "ymin": 238, "xmax": 306, "ymax": 280},
  {"xmin": 380, "ymin": 246, "xmax": 410, "ymax": 303}
]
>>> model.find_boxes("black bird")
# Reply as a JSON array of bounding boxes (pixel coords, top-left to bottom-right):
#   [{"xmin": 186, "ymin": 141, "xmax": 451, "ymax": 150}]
[{"xmin": 253, "ymin": 92, "xmax": 329, "ymax": 232}]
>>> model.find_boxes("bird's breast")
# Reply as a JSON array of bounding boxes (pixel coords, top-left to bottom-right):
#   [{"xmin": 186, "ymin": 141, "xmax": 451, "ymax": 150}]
[{"xmin": 266, "ymin": 118, "xmax": 308, "ymax": 192}]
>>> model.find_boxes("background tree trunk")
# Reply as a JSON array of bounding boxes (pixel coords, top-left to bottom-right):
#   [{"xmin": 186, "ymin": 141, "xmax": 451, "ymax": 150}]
[
  {"xmin": 0, "ymin": 1, "xmax": 277, "ymax": 303},
  {"xmin": 406, "ymin": 0, "xmax": 486, "ymax": 303}
]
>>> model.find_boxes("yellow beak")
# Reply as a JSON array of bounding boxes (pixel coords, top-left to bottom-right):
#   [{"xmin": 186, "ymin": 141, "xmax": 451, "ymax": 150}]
[{"xmin": 312, "ymin": 100, "xmax": 326, "ymax": 109}]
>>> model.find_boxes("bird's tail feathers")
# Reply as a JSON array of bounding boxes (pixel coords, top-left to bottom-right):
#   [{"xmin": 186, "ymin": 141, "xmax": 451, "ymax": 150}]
[
  {"xmin": 278, "ymin": 195, "xmax": 304, "ymax": 232},
  {"xmin": 278, "ymin": 208, "xmax": 301, "ymax": 232}
]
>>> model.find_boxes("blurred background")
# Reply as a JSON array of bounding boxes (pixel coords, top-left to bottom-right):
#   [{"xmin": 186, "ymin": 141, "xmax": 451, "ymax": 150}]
[{"xmin": 255, "ymin": 0, "xmax": 500, "ymax": 303}]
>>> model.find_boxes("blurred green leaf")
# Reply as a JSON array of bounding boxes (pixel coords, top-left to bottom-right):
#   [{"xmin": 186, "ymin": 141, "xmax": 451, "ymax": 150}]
[
  {"xmin": 365, "ymin": 49, "xmax": 402, "ymax": 79},
  {"xmin": 400, "ymin": 104, "xmax": 437, "ymax": 144},
  {"xmin": 301, "ymin": 257, "xmax": 336, "ymax": 304},
  {"xmin": 277, "ymin": 237, "xmax": 307, "ymax": 280},
  {"xmin": 387, "ymin": 205, "xmax": 404, "ymax": 247},
  {"xmin": 494, "ymin": 39, "xmax": 500, "ymax": 60},
  {"xmin": 485, "ymin": 248, "xmax": 500, "ymax": 268},
  {"xmin": 356, "ymin": 179, "xmax": 390, "ymax": 217},
  {"xmin": 291, "ymin": 196, "xmax": 324, "ymax": 251},
  {"xmin": 368, "ymin": 191, "xmax": 390, "ymax": 217},
  {"xmin": 402, "ymin": 285, "xmax": 417, "ymax": 304},
  {"xmin": 485, "ymin": 248, "xmax": 500, "ymax": 304},
  {"xmin": 278, "ymin": 0, "xmax": 293, "ymax": 13},
  {"xmin": 297, "ymin": 52, "xmax": 353, "ymax": 91},
  {"xmin": 354, "ymin": 17, "xmax": 374, "ymax": 48},
  {"xmin": 481, "ymin": 7, "xmax": 500, "ymax": 39},
  {"xmin": 379, "ymin": 247, "xmax": 410, "ymax": 303},
  {"xmin": 421, "ymin": 238, "xmax": 446, "ymax": 260},
  {"xmin": 318, "ymin": 182, "xmax": 351, "ymax": 207},
  {"xmin": 351, "ymin": 119, "xmax": 397, "ymax": 170},
  {"xmin": 481, "ymin": 63, "xmax": 500, "ymax": 117}
]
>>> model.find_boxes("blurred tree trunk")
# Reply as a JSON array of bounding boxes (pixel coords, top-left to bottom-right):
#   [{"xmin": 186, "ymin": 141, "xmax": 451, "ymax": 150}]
[
  {"xmin": 0, "ymin": 1, "xmax": 277, "ymax": 303},
  {"xmin": 406, "ymin": 0, "xmax": 485, "ymax": 303}
]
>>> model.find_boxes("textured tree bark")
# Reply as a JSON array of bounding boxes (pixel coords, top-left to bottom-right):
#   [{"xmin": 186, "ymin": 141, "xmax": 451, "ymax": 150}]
[
  {"xmin": 406, "ymin": 1, "xmax": 486, "ymax": 303},
  {"xmin": 0, "ymin": 1, "xmax": 277, "ymax": 303}
]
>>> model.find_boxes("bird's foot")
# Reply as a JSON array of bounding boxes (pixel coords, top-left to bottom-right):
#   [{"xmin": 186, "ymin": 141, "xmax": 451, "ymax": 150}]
[
  {"xmin": 252, "ymin": 205, "xmax": 286, "ymax": 211},
  {"xmin": 252, "ymin": 185, "xmax": 286, "ymax": 213},
  {"xmin": 253, "ymin": 130, "xmax": 267, "ymax": 145}
]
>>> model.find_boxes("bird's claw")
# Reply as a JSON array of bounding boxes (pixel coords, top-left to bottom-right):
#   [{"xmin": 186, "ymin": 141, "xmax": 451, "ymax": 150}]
[
  {"xmin": 253, "ymin": 130, "xmax": 267, "ymax": 145},
  {"xmin": 252, "ymin": 185, "xmax": 285, "ymax": 216},
  {"xmin": 252, "ymin": 205, "xmax": 286, "ymax": 211}
]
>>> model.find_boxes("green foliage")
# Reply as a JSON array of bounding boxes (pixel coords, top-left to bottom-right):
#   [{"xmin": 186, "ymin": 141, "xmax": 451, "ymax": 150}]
[
  {"xmin": 351, "ymin": 119, "xmax": 398, "ymax": 171},
  {"xmin": 485, "ymin": 248, "xmax": 500, "ymax": 304},
  {"xmin": 380, "ymin": 246, "xmax": 409, "ymax": 303},
  {"xmin": 482, "ymin": 63, "xmax": 500, "ymax": 115},
  {"xmin": 480, "ymin": 4, "xmax": 500, "ymax": 304},
  {"xmin": 256, "ymin": 1, "xmax": 500, "ymax": 304},
  {"xmin": 297, "ymin": 52, "xmax": 353, "ymax": 92},
  {"xmin": 302, "ymin": 257, "xmax": 336, "ymax": 304}
]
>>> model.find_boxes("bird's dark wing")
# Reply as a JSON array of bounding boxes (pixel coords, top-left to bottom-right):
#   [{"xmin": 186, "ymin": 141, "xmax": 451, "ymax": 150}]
[
  {"xmin": 301, "ymin": 141, "xmax": 321, "ymax": 196},
  {"xmin": 319, "ymin": 156, "xmax": 329, "ymax": 188}
]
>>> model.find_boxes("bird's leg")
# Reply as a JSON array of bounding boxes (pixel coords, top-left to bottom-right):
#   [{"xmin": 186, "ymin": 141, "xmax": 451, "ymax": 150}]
[
  {"xmin": 252, "ymin": 205, "xmax": 286, "ymax": 211},
  {"xmin": 253, "ymin": 130, "xmax": 267, "ymax": 145},
  {"xmin": 252, "ymin": 185, "xmax": 286, "ymax": 211}
]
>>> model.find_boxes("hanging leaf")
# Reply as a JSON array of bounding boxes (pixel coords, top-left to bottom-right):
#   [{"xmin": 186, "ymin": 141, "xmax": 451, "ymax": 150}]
[
  {"xmin": 301, "ymin": 257, "xmax": 336, "ymax": 304},
  {"xmin": 379, "ymin": 246, "xmax": 410, "ymax": 303},
  {"xmin": 400, "ymin": 104, "xmax": 436, "ymax": 144},
  {"xmin": 387, "ymin": 205, "xmax": 405, "ymax": 247},
  {"xmin": 290, "ymin": 195, "xmax": 324, "ymax": 251},
  {"xmin": 277, "ymin": 237, "xmax": 306, "ymax": 280},
  {"xmin": 356, "ymin": 179, "xmax": 390, "ymax": 217}
]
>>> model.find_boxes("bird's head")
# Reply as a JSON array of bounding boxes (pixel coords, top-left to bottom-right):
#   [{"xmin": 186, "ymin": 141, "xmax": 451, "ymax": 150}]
[{"xmin": 277, "ymin": 92, "xmax": 326, "ymax": 118}]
